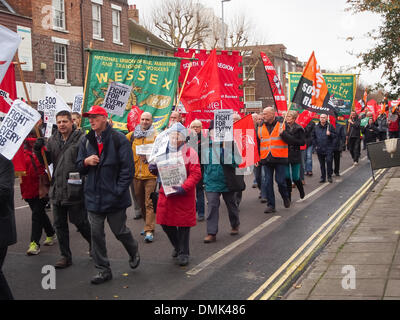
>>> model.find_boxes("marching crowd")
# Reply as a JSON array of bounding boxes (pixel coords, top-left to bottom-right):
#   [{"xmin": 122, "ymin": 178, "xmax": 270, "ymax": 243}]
[{"xmin": 1, "ymin": 103, "xmax": 400, "ymax": 298}]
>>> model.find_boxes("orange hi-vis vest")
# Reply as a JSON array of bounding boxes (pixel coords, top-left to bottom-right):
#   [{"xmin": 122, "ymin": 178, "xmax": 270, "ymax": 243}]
[{"xmin": 258, "ymin": 122, "xmax": 288, "ymax": 159}]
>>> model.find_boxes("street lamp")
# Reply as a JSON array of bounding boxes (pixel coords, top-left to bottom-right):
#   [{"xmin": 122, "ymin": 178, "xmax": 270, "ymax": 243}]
[{"xmin": 221, "ymin": 0, "xmax": 231, "ymax": 50}]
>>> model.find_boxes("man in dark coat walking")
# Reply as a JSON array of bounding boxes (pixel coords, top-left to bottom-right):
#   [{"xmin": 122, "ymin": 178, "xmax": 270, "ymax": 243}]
[
  {"xmin": 0, "ymin": 155, "xmax": 17, "ymax": 300},
  {"xmin": 77, "ymin": 105, "xmax": 140, "ymax": 285}
]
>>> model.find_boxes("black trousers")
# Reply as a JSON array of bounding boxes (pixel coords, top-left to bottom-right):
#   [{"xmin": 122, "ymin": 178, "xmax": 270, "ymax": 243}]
[
  {"xmin": 348, "ymin": 138, "xmax": 361, "ymax": 162},
  {"xmin": 317, "ymin": 152, "xmax": 333, "ymax": 180},
  {"xmin": 0, "ymin": 247, "xmax": 13, "ymax": 300},
  {"xmin": 26, "ymin": 197, "xmax": 55, "ymax": 244},
  {"xmin": 333, "ymin": 151, "xmax": 341, "ymax": 175},
  {"xmin": 377, "ymin": 132, "xmax": 387, "ymax": 141},
  {"xmin": 389, "ymin": 131, "xmax": 399, "ymax": 139},
  {"xmin": 161, "ymin": 225, "xmax": 190, "ymax": 257}
]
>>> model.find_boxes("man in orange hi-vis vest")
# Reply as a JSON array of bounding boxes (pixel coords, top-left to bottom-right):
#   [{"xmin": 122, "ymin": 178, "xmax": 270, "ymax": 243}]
[{"xmin": 256, "ymin": 107, "xmax": 291, "ymax": 214}]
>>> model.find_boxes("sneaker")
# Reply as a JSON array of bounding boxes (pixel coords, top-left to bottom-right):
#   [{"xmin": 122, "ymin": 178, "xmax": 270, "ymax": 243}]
[
  {"xmin": 26, "ymin": 241, "xmax": 40, "ymax": 255},
  {"xmin": 204, "ymin": 234, "xmax": 216, "ymax": 243},
  {"xmin": 43, "ymin": 234, "xmax": 57, "ymax": 246},
  {"xmin": 144, "ymin": 232, "xmax": 154, "ymax": 243},
  {"xmin": 264, "ymin": 206, "xmax": 276, "ymax": 214},
  {"xmin": 129, "ymin": 251, "xmax": 140, "ymax": 269},
  {"xmin": 91, "ymin": 270, "xmax": 112, "ymax": 285},
  {"xmin": 354, "ymin": 161, "xmax": 359, "ymax": 166},
  {"xmin": 140, "ymin": 230, "xmax": 145, "ymax": 236}
]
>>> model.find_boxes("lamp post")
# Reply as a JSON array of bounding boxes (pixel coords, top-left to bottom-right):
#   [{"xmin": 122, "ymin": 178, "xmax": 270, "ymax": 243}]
[{"xmin": 221, "ymin": 0, "xmax": 231, "ymax": 50}]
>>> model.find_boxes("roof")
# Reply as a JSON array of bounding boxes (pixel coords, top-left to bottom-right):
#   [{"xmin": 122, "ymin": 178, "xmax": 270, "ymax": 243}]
[{"xmin": 128, "ymin": 19, "xmax": 174, "ymax": 52}]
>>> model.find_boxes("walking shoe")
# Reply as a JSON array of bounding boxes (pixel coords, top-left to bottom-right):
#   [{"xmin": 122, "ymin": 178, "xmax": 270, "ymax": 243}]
[
  {"xmin": 264, "ymin": 206, "xmax": 276, "ymax": 214},
  {"xmin": 260, "ymin": 198, "xmax": 268, "ymax": 203},
  {"xmin": 43, "ymin": 234, "xmax": 57, "ymax": 246},
  {"xmin": 252, "ymin": 183, "xmax": 257, "ymax": 188},
  {"xmin": 177, "ymin": 255, "xmax": 189, "ymax": 266},
  {"xmin": 354, "ymin": 161, "xmax": 359, "ymax": 166},
  {"xmin": 140, "ymin": 230, "xmax": 145, "ymax": 236},
  {"xmin": 144, "ymin": 232, "xmax": 154, "ymax": 243},
  {"xmin": 204, "ymin": 234, "xmax": 216, "ymax": 243},
  {"xmin": 26, "ymin": 241, "xmax": 40, "ymax": 255},
  {"xmin": 319, "ymin": 179, "xmax": 326, "ymax": 183},
  {"xmin": 230, "ymin": 227, "xmax": 239, "ymax": 235},
  {"xmin": 129, "ymin": 251, "xmax": 140, "ymax": 269},
  {"xmin": 283, "ymin": 198, "xmax": 291, "ymax": 208},
  {"xmin": 335, "ymin": 173, "xmax": 340, "ymax": 177},
  {"xmin": 91, "ymin": 270, "xmax": 112, "ymax": 285},
  {"xmin": 133, "ymin": 214, "xmax": 142, "ymax": 220},
  {"xmin": 172, "ymin": 249, "xmax": 178, "ymax": 258},
  {"xmin": 54, "ymin": 257, "xmax": 72, "ymax": 269},
  {"xmin": 197, "ymin": 216, "xmax": 205, "ymax": 222},
  {"xmin": 328, "ymin": 177, "xmax": 333, "ymax": 183}
]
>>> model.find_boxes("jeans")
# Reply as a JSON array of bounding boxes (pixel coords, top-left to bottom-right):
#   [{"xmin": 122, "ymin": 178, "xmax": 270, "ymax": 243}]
[
  {"xmin": 262, "ymin": 163, "xmax": 289, "ymax": 209},
  {"xmin": 26, "ymin": 197, "xmax": 55, "ymax": 244},
  {"xmin": 304, "ymin": 145, "xmax": 313, "ymax": 173},
  {"xmin": 0, "ymin": 247, "xmax": 13, "ymax": 300},
  {"xmin": 196, "ymin": 183, "xmax": 205, "ymax": 218},
  {"xmin": 205, "ymin": 191, "xmax": 240, "ymax": 235},
  {"xmin": 53, "ymin": 203, "xmax": 91, "ymax": 261},
  {"xmin": 88, "ymin": 209, "xmax": 139, "ymax": 272},
  {"xmin": 161, "ymin": 225, "xmax": 190, "ymax": 256},
  {"xmin": 317, "ymin": 152, "xmax": 333, "ymax": 180}
]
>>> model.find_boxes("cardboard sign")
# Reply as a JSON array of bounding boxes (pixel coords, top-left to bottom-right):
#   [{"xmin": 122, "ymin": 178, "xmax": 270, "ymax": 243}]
[
  {"xmin": 72, "ymin": 94, "xmax": 84, "ymax": 113},
  {"xmin": 214, "ymin": 109, "xmax": 233, "ymax": 142},
  {"xmin": 0, "ymin": 99, "xmax": 41, "ymax": 160},
  {"xmin": 102, "ymin": 82, "xmax": 132, "ymax": 117},
  {"xmin": 367, "ymin": 138, "xmax": 400, "ymax": 171}
]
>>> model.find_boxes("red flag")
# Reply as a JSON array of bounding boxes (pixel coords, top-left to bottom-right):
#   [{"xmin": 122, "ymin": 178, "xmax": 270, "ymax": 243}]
[
  {"xmin": 127, "ymin": 105, "xmax": 144, "ymax": 132},
  {"xmin": 180, "ymin": 49, "xmax": 221, "ymax": 112},
  {"xmin": 296, "ymin": 110, "xmax": 314, "ymax": 128},
  {"xmin": 233, "ymin": 114, "xmax": 260, "ymax": 168},
  {"xmin": 354, "ymin": 99, "xmax": 363, "ymax": 114},
  {"xmin": 260, "ymin": 52, "xmax": 287, "ymax": 116}
]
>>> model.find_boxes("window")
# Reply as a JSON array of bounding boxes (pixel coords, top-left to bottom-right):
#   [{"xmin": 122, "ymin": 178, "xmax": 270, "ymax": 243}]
[
  {"xmin": 277, "ymin": 65, "xmax": 281, "ymax": 81},
  {"xmin": 145, "ymin": 47, "xmax": 151, "ymax": 55},
  {"xmin": 244, "ymin": 87, "xmax": 256, "ymax": 102},
  {"xmin": 53, "ymin": 0, "xmax": 65, "ymax": 30},
  {"xmin": 92, "ymin": 4, "xmax": 102, "ymax": 39},
  {"xmin": 54, "ymin": 44, "xmax": 67, "ymax": 82},
  {"xmin": 159, "ymin": 50, "xmax": 166, "ymax": 56},
  {"xmin": 244, "ymin": 65, "xmax": 255, "ymax": 81},
  {"xmin": 112, "ymin": 9, "xmax": 121, "ymax": 43}
]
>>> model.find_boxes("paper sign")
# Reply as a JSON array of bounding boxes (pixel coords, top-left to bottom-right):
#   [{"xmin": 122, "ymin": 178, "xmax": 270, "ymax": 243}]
[
  {"xmin": 157, "ymin": 151, "xmax": 187, "ymax": 195},
  {"xmin": 149, "ymin": 129, "xmax": 170, "ymax": 163},
  {"xmin": 39, "ymin": 83, "xmax": 71, "ymax": 124},
  {"xmin": 0, "ymin": 99, "xmax": 41, "ymax": 160},
  {"xmin": 102, "ymin": 82, "xmax": 132, "ymax": 117},
  {"xmin": 136, "ymin": 144, "xmax": 154, "ymax": 156},
  {"xmin": 214, "ymin": 109, "xmax": 233, "ymax": 142},
  {"xmin": 72, "ymin": 94, "xmax": 83, "ymax": 113}
]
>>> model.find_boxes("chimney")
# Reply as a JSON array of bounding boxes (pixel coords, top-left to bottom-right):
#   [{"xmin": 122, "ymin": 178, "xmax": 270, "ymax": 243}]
[{"xmin": 128, "ymin": 4, "xmax": 139, "ymax": 23}]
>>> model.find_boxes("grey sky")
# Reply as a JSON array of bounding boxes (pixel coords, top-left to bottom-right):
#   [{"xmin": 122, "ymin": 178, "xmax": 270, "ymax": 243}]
[{"xmin": 128, "ymin": 0, "xmax": 384, "ymax": 87}]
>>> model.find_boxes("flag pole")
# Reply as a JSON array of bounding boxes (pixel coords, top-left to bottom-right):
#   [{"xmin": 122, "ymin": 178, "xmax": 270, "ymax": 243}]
[
  {"xmin": 176, "ymin": 52, "xmax": 196, "ymax": 107},
  {"xmin": 15, "ymin": 53, "xmax": 51, "ymax": 180},
  {"xmin": 79, "ymin": 42, "xmax": 93, "ymax": 128}
]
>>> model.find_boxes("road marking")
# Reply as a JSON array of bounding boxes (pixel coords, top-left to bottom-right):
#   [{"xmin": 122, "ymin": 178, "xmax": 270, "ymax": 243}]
[
  {"xmin": 248, "ymin": 168, "xmax": 385, "ymax": 300},
  {"xmin": 15, "ymin": 205, "xmax": 29, "ymax": 210},
  {"xmin": 297, "ymin": 155, "xmax": 368, "ymax": 203},
  {"xmin": 186, "ymin": 216, "xmax": 281, "ymax": 276}
]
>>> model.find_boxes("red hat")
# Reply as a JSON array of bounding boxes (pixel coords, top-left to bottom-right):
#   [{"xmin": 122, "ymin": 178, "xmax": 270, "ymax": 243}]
[{"xmin": 82, "ymin": 105, "xmax": 108, "ymax": 117}]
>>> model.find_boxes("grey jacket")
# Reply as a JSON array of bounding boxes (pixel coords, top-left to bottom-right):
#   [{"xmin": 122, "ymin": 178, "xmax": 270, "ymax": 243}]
[{"xmin": 36, "ymin": 126, "xmax": 84, "ymax": 206}]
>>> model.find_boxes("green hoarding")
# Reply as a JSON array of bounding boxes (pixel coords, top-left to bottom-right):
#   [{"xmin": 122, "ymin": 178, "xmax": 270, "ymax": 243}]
[
  {"xmin": 288, "ymin": 72, "xmax": 357, "ymax": 124},
  {"xmin": 81, "ymin": 50, "xmax": 181, "ymax": 132}
]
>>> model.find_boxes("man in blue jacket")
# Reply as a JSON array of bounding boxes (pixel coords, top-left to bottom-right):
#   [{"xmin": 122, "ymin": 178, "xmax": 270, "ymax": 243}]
[
  {"xmin": 77, "ymin": 105, "xmax": 140, "ymax": 284},
  {"xmin": 312, "ymin": 114, "xmax": 337, "ymax": 183}
]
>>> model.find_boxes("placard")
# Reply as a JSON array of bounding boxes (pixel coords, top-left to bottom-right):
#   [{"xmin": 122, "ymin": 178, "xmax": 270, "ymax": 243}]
[
  {"xmin": 72, "ymin": 94, "xmax": 84, "ymax": 113},
  {"xmin": 149, "ymin": 129, "xmax": 170, "ymax": 163},
  {"xmin": 214, "ymin": 109, "xmax": 233, "ymax": 142},
  {"xmin": 102, "ymin": 82, "xmax": 132, "ymax": 117},
  {"xmin": 0, "ymin": 99, "xmax": 41, "ymax": 160},
  {"xmin": 157, "ymin": 151, "xmax": 187, "ymax": 196}
]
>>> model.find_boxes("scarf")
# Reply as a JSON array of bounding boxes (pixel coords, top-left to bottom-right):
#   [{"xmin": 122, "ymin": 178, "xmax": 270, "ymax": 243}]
[{"xmin": 133, "ymin": 125, "xmax": 155, "ymax": 139}]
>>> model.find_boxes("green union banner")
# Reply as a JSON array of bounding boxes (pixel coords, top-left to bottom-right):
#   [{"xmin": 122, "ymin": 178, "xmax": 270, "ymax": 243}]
[
  {"xmin": 81, "ymin": 49, "xmax": 181, "ymax": 132},
  {"xmin": 288, "ymin": 72, "xmax": 356, "ymax": 124}
]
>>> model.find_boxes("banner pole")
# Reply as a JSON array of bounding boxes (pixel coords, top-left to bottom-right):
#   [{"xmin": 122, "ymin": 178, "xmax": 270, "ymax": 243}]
[
  {"xmin": 15, "ymin": 53, "xmax": 51, "ymax": 180},
  {"xmin": 176, "ymin": 52, "xmax": 196, "ymax": 107},
  {"xmin": 79, "ymin": 42, "xmax": 93, "ymax": 128}
]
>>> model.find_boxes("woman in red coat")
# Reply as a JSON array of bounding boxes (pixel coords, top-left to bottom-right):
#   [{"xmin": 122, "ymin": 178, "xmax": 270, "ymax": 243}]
[
  {"xmin": 20, "ymin": 134, "xmax": 56, "ymax": 256},
  {"xmin": 150, "ymin": 123, "xmax": 201, "ymax": 266}
]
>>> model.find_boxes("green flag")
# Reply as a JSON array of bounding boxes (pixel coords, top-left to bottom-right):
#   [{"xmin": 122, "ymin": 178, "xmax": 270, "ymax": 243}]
[{"xmin": 82, "ymin": 50, "xmax": 181, "ymax": 132}]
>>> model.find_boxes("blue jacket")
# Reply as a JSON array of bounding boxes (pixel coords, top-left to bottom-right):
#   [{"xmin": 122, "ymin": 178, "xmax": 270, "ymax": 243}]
[
  {"xmin": 312, "ymin": 122, "xmax": 337, "ymax": 154},
  {"xmin": 76, "ymin": 124, "xmax": 134, "ymax": 213}
]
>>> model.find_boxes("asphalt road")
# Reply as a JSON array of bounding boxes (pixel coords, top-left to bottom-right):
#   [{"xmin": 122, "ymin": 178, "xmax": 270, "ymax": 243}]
[{"xmin": 4, "ymin": 148, "xmax": 374, "ymax": 300}]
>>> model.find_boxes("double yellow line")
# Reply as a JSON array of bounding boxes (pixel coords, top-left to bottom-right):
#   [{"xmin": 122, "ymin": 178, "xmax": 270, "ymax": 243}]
[{"xmin": 248, "ymin": 168, "xmax": 385, "ymax": 300}]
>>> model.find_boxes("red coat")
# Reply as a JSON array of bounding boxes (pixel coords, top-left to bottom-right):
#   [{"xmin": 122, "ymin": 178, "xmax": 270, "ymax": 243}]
[
  {"xmin": 20, "ymin": 148, "xmax": 45, "ymax": 200},
  {"xmin": 156, "ymin": 145, "xmax": 202, "ymax": 227}
]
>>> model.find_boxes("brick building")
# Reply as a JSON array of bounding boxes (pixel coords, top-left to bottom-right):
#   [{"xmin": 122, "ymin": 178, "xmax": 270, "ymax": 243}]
[{"xmin": 1, "ymin": 0, "xmax": 130, "ymax": 105}]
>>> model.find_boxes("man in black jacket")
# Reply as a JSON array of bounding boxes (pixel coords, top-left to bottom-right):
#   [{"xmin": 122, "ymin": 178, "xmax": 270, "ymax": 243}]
[
  {"xmin": 346, "ymin": 111, "xmax": 361, "ymax": 165},
  {"xmin": 77, "ymin": 105, "xmax": 140, "ymax": 285},
  {"xmin": 312, "ymin": 114, "xmax": 337, "ymax": 183},
  {"xmin": 333, "ymin": 123, "xmax": 346, "ymax": 176},
  {"xmin": 0, "ymin": 155, "xmax": 16, "ymax": 300},
  {"xmin": 35, "ymin": 110, "xmax": 91, "ymax": 269}
]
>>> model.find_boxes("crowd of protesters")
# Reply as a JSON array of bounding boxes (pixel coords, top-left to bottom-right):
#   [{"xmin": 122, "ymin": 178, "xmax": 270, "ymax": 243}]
[{"xmin": 1, "ymin": 102, "xmax": 400, "ymax": 297}]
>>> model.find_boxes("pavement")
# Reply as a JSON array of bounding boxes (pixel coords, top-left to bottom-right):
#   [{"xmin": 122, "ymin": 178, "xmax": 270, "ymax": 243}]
[{"xmin": 283, "ymin": 166, "xmax": 400, "ymax": 300}]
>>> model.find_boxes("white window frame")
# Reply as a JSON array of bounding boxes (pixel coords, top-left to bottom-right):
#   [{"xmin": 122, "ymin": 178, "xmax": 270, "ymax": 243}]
[
  {"xmin": 92, "ymin": 4, "xmax": 102, "ymax": 40},
  {"xmin": 54, "ymin": 43, "xmax": 67, "ymax": 84},
  {"xmin": 244, "ymin": 87, "xmax": 256, "ymax": 102},
  {"xmin": 244, "ymin": 65, "xmax": 255, "ymax": 81},
  {"xmin": 112, "ymin": 7, "xmax": 122, "ymax": 45},
  {"xmin": 52, "ymin": 0, "xmax": 66, "ymax": 31}
]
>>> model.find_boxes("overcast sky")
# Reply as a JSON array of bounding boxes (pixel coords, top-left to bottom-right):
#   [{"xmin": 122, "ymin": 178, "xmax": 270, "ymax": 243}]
[{"xmin": 127, "ymin": 0, "xmax": 384, "ymax": 87}]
